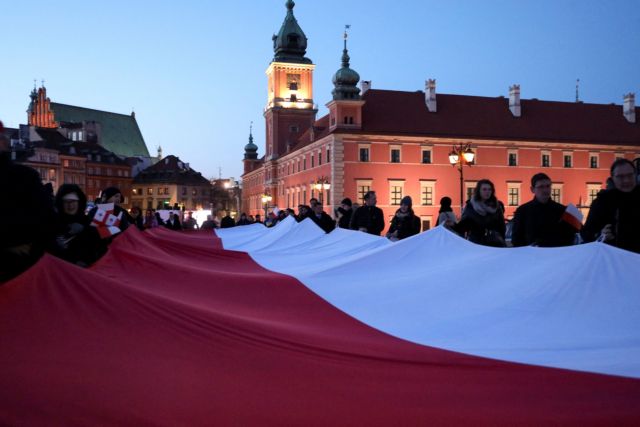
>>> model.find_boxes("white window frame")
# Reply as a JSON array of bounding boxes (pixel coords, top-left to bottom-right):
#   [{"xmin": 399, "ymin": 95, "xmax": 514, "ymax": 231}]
[
  {"xmin": 421, "ymin": 146, "xmax": 433, "ymax": 164},
  {"xmin": 358, "ymin": 144, "xmax": 371, "ymax": 162},
  {"xmin": 551, "ymin": 183, "xmax": 563, "ymax": 203},
  {"xmin": 390, "ymin": 145, "xmax": 402, "ymax": 163},
  {"xmin": 420, "ymin": 180, "xmax": 436, "ymax": 206},
  {"xmin": 388, "ymin": 179, "xmax": 405, "ymax": 205},
  {"xmin": 507, "ymin": 182, "xmax": 521, "ymax": 207}
]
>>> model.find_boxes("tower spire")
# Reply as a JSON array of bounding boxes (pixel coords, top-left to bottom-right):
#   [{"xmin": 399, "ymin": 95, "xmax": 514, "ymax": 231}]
[
  {"xmin": 575, "ymin": 78, "xmax": 580, "ymax": 102},
  {"xmin": 332, "ymin": 25, "xmax": 360, "ymax": 101}
]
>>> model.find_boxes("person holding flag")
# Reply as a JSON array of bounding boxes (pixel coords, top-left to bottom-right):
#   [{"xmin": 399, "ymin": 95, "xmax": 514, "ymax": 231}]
[{"xmin": 511, "ymin": 173, "xmax": 578, "ymax": 247}]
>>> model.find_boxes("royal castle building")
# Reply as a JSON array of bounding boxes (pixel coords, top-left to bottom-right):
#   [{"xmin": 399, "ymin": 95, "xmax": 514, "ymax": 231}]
[{"xmin": 242, "ymin": 1, "xmax": 640, "ymax": 230}]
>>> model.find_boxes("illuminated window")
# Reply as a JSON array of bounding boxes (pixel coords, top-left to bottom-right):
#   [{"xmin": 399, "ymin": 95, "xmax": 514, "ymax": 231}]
[
  {"xmin": 287, "ymin": 73, "xmax": 300, "ymax": 91},
  {"xmin": 356, "ymin": 179, "xmax": 372, "ymax": 204},
  {"xmin": 389, "ymin": 180, "xmax": 404, "ymax": 205},
  {"xmin": 587, "ymin": 184, "xmax": 601, "ymax": 205},
  {"xmin": 420, "ymin": 181, "xmax": 435, "ymax": 206},
  {"xmin": 551, "ymin": 184, "xmax": 562, "ymax": 203},
  {"xmin": 507, "ymin": 184, "xmax": 520, "ymax": 206}
]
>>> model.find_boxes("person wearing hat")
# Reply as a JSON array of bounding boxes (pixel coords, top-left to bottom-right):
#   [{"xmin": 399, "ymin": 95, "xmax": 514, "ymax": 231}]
[
  {"xmin": 50, "ymin": 184, "xmax": 104, "ymax": 266},
  {"xmin": 435, "ymin": 196, "xmax": 456, "ymax": 227},
  {"xmin": 88, "ymin": 186, "xmax": 132, "ymax": 232},
  {"xmin": 336, "ymin": 198, "xmax": 353, "ymax": 229},
  {"xmin": 0, "ymin": 120, "xmax": 56, "ymax": 282},
  {"xmin": 386, "ymin": 196, "xmax": 421, "ymax": 241},
  {"xmin": 350, "ymin": 190, "xmax": 385, "ymax": 236}
]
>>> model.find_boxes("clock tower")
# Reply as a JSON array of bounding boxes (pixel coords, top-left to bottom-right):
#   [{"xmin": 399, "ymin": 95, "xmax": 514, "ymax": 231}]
[{"xmin": 264, "ymin": 0, "xmax": 317, "ymax": 161}]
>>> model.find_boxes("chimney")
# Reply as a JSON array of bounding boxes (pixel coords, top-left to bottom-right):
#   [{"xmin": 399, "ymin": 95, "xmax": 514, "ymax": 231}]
[
  {"xmin": 623, "ymin": 93, "xmax": 636, "ymax": 123},
  {"xmin": 509, "ymin": 84, "xmax": 521, "ymax": 117},
  {"xmin": 361, "ymin": 80, "xmax": 371, "ymax": 95},
  {"xmin": 425, "ymin": 79, "xmax": 437, "ymax": 112}
]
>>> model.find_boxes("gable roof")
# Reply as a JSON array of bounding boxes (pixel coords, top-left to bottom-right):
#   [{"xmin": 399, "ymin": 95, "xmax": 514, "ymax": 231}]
[
  {"xmin": 354, "ymin": 90, "xmax": 640, "ymax": 146},
  {"xmin": 50, "ymin": 103, "xmax": 150, "ymax": 157},
  {"xmin": 134, "ymin": 155, "xmax": 210, "ymax": 186}
]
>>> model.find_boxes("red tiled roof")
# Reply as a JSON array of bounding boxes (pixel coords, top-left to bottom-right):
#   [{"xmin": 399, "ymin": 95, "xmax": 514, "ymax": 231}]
[
  {"xmin": 291, "ymin": 114, "xmax": 331, "ymax": 152},
  {"xmin": 352, "ymin": 89, "xmax": 640, "ymax": 146}
]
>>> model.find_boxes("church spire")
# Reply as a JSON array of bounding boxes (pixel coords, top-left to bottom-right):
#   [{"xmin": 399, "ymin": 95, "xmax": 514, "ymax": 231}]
[
  {"xmin": 244, "ymin": 121, "xmax": 258, "ymax": 160},
  {"xmin": 271, "ymin": 0, "xmax": 311, "ymax": 64},
  {"xmin": 332, "ymin": 25, "xmax": 360, "ymax": 101}
]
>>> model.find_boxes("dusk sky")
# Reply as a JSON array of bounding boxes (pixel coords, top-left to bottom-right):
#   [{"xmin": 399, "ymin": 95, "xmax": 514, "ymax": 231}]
[{"xmin": 1, "ymin": 0, "xmax": 638, "ymax": 180}]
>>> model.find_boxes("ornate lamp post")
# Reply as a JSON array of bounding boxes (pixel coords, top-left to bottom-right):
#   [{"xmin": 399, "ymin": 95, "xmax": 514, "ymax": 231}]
[
  {"xmin": 261, "ymin": 194, "xmax": 272, "ymax": 219},
  {"xmin": 448, "ymin": 144, "xmax": 475, "ymax": 215},
  {"xmin": 313, "ymin": 177, "xmax": 331, "ymax": 205}
]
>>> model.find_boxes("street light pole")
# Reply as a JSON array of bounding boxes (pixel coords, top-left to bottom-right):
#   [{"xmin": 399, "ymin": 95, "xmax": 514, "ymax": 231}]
[
  {"xmin": 261, "ymin": 194, "xmax": 272, "ymax": 220},
  {"xmin": 314, "ymin": 177, "xmax": 331, "ymax": 206},
  {"xmin": 448, "ymin": 144, "xmax": 475, "ymax": 216}
]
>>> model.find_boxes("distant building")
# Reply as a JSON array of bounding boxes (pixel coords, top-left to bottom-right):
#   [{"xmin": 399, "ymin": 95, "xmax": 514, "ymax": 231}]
[
  {"xmin": 9, "ymin": 125, "xmax": 133, "ymax": 205},
  {"xmin": 210, "ymin": 178, "xmax": 242, "ymax": 218},
  {"xmin": 242, "ymin": 2, "xmax": 640, "ymax": 230},
  {"xmin": 131, "ymin": 155, "xmax": 212, "ymax": 211},
  {"xmin": 8, "ymin": 84, "xmax": 156, "ymax": 207},
  {"xmin": 27, "ymin": 85, "xmax": 150, "ymax": 158}
]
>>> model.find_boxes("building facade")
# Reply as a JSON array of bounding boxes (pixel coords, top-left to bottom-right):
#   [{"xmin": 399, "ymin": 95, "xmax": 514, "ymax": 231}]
[
  {"xmin": 131, "ymin": 155, "xmax": 212, "ymax": 211},
  {"xmin": 11, "ymin": 84, "xmax": 154, "ymax": 207},
  {"xmin": 242, "ymin": 2, "xmax": 640, "ymax": 231}
]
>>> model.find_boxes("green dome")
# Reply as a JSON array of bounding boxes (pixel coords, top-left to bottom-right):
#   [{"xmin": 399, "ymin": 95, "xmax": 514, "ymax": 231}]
[
  {"xmin": 244, "ymin": 129, "xmax": 258, "ymax": 160},
  {"xmin": 272, "ymin": 0, "xmax": 312, "ymax": 64},
  {"xmin": 331, "ymin": 39, "xmax": 361, "ymax": 100}
]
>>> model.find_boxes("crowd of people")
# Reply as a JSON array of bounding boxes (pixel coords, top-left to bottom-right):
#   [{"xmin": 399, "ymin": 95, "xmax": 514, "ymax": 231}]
[
  {"xmin": 228, "ymin": 160, "xmax": 640, "ymax": 255},
  {"xmin": 2, "ymin": 118, "xmax": 639, "ymax": 282}
]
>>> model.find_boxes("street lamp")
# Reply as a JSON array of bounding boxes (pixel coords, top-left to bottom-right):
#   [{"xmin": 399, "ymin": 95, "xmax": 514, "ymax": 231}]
[
  {"xmin": 313, "ymin": 177, "xmax": 331, "ymax": 205},
  {"xmin": 261, "ymin": 193, "xmax": 272, "ymax": 219},
  {"xmin": 448, "ymin": 144, "xmax": 475, "ymax": 215}
]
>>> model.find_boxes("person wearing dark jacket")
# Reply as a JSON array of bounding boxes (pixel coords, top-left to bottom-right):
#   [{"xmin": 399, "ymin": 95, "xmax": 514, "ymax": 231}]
[
  {"xmin": 455, "ymin": 179, "xmax": 506, "ymax": 247},
  {"xmin": 0, "ymin": 122, "xmax": 56, "ymax": 282},
  {"xmin": 511, "ymin": 173, "xmax": 576, "ymax": 247},
  {"xmin": 310, "ymin": 203, "xmax": 335, "ymax": 233},
  {"xmin": 129, "ymin": 207, "xmax": 145, "ymax": 231},
  {"xmin": 165, "ymin": 212, "xmax": 182, "ymax": 231},
  {"xmin": 386, "ymin": 196, "xmax": 421, "ymax": 241},
  {"xmin": 236, "ymin": 213, "xmax": 251, "ymax": 226},
  {"xmin": 220, "ymin": 214, "xmax": 235, "ymax": 228},
  {"xmin": 87, "ymin": 186, "xmax": 132, "ymax": 232},
  {"xmin": 350, "ymin": 191, "xmax": 385, "ymax": 236},
  {"xmin": 336, "ymin": 198, "xmax": 353, "ymax": 229},
  {"xmin": 50, "ymin": 184, "xmax": 104, "ymax": 266},
  {"xmin": 582, "ymin": 159, "xmax": 640, "ymax": 253},
  {"xmin": 435, "ymin": 196, "xmax": 454, "ymax": 226}
]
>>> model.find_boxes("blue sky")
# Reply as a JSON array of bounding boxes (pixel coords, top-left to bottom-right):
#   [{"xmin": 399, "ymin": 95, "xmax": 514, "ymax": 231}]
[{"xmin": 1, "ymin": 0, "xmax": 638, "ymax": 180}]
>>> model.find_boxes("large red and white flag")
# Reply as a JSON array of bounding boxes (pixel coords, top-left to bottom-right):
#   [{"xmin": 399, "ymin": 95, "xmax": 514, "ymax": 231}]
[{"xmin": 1, "ymin": 219, "xmax": 639, "ymax": 425}]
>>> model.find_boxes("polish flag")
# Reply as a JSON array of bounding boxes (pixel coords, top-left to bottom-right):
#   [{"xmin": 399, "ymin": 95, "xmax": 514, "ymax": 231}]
[
  {"xmin": 91, "ymin": 202, "xmax": 123, "ymax": 238},
  {"xmin": 561, "ymin": 203, "xmax": 584, "ymax": 230},
  {"xmin": 1, "ymin": 219, "xmax": 639, "ymax": 425}
]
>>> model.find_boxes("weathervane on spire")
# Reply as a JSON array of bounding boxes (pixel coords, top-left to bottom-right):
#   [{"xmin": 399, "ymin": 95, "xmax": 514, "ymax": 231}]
[
  {"xmin": 344, "ymin": 24, "xmax": 351, "ymax": 40},
  {"xmin": 575, "ymin": 78, "xmax": 580, "ymax": 103},
  {"xmin": 250, "ymin": 121, "xmax": 253, "ymax": 135}
]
